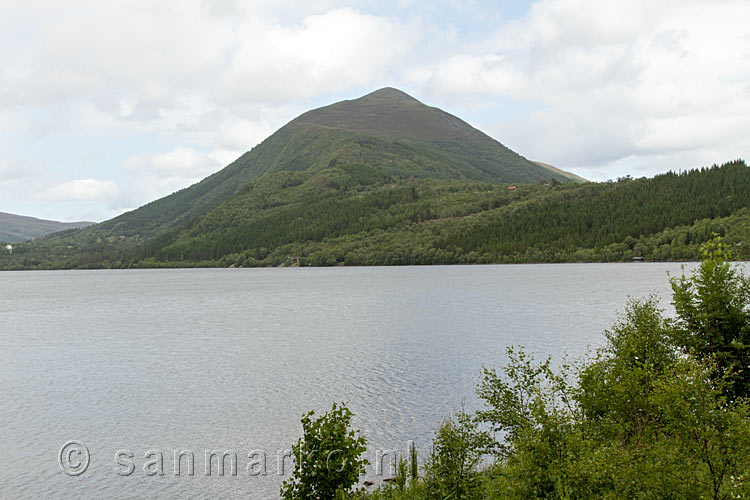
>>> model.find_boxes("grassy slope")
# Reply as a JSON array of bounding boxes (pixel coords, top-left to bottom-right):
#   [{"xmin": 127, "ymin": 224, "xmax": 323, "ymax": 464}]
[
  {"xmin": 0, "ymin": 212, "xmax": 93, "ymax": 243},
  {"xmin": 19, "ymin": 89, "xmax": 750, "ymax": 270},
  {"xmin": 1, "ymin": 161, "xmax": 747, "ymax": 269}
]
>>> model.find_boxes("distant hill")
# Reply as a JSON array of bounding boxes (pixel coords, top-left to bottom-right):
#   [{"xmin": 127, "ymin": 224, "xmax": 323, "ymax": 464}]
[{"xmin": 0, "ymin": 212, "xmax": 94, "ymax": 243}]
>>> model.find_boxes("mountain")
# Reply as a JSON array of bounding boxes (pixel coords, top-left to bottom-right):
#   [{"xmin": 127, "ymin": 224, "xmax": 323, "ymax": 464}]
[
  {"xmin": 93, "ymin": 88, "xmax": 578, "ymax": 239},
  {"xmin": 0, "ymin": 212, "xmax": 94, "ymax": 243},
  {"xmin": 2, "ymin": 87, "xmax": 621, "ymax": 269},
  {"xmin": 3, "ymin": 160, "xmax": 748, "ymax": 269}
]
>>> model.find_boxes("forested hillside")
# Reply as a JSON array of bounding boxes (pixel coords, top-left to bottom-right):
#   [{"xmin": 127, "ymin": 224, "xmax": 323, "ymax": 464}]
[{"xmin": 2, "ymin": 160, "xmax": 747, "ymax": 269}]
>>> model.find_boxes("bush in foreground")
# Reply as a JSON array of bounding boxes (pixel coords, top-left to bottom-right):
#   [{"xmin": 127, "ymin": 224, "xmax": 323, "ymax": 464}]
[
  {"xmin": 281, "ymin": 402, "xmax": 368, "ymax": 500},
  {"xmin": 298, "ymin": 237, "xmax": 750, "ymax": 499}
]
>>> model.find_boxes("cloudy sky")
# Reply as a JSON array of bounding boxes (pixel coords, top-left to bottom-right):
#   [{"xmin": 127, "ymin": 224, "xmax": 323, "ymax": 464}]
[{"xmin": 1, "ymin": 0, "xmax": 749, "ymax": 222}]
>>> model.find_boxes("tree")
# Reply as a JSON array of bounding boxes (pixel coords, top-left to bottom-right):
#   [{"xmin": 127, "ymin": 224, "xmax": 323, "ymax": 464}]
[
  {"xmin": 671, "ymin": 236, "xmax": 750, "ymax": 399},
  {"xmin": 476, "ymin": 348, "xmax": 579, "ymax": 499},
  {"xmin": 409, "ymin": 441, "xmax": 419, "ymax": 484},
  {"xmin": 653, "ymin": 356, "xmax": 750, "ymax": 500},
  {"xmin": 424, "ymin": 410, "xmax": 492, "ymax": 500},
  {"xmin": 577, "ymin": 298, "xmax": 676, "ymax": 442},
  {"xmin": 281, "ymin": 402, "xmax": 369, "ymax": 500},
  {"xmin": 476, "ymin": 348, "xmax": 576, "ymax": 458}
]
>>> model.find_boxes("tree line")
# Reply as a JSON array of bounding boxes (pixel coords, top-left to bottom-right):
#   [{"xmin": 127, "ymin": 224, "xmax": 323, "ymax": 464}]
[{"xmin": 1, "ymin": 160, "xmax": 748, "ymax": 269}]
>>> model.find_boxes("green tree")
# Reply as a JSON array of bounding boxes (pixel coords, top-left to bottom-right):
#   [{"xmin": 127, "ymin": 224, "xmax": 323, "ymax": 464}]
[
  {"xmin": 424, "ymin": 410, "xmax": 492, "ymax": 499},
  {"xmin": 409, "ymin": 441, "xmax": 418, "ymax": 483},
  {"xmin": 577, "ymin": 298, "xmax": 676, "ymax": 443},
  {"xmin": 671, "ymin": 236, "xmax": 750, "ymax": 399},
  {"xmin": 653, "ymin": 356, "xmax": 750, "ymax": 499},
  {"xmin": 477, "ymin": 348, "xmax": 576, "ymax": 457},
  {"xmin": 281, "ymin": 402, "xmax": 369, "ymax": 500},
  {"xmin": 317, "ymin": 234, "xmax": 750, "ymax": 500},
  {"xmin": 476, "ymin": 349, "xmax": 578, "ymax": 499}
]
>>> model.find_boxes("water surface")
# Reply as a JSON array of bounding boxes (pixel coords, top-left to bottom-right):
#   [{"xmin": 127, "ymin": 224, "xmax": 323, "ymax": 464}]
[{"xmin": 0, "ymin": 263, "xmax": 697, "ymax": 498}]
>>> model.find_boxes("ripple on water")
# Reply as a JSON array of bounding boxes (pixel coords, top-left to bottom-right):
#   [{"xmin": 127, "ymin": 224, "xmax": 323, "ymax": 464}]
[{"xmin": 0, "ymin": 263, "xmax": 694, "ymax": 498}]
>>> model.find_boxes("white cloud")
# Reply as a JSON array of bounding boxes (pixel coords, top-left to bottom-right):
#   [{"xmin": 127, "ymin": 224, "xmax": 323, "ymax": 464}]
[
  {"xmin": 219, "ymin": 8, "xmax": 419, "ymax": 103},
  {"xmin": 423, "ymin": 0, "xmax": 750, "ymax": 177},
  {"xmin": 425, "ymin": 54, "xmax": 526, "ymax": 98},
  {"xmin": 0, "ymin": 2, "xmax": 425, "ymax": 219},
  {"xmin": 1, "ymin": 0, "xmax": 749, "ymax": 219},
  {"xmin": 0, "ymin": 3, "xmax": 418, "ymax": 125},
  {"xmin": 0, "ymin": 159, "xmax": 37, "ymax": 182},
  {"xmin": 120, "ymin": 147, "xmax": 242, "ymax": 209},
  {"xmin": 124, "ymin": 147, "xmax": 222, "ymax": 177},
  {"xmin": 40, "ymin": 179, "xmax": 120, "ymax": 202},
  {"xmin": 216, "ymin": 117, "xmax": 278, "ymax": 150}
]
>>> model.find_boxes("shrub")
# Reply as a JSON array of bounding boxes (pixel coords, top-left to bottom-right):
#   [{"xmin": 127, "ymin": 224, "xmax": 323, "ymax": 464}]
[
  {"xmin": 281, "ymin": 402, "xmax": 369, "ymax": 500},
  {"xmin": 424, "ymin": 410, "xmax": 492, "ymax": 499}
]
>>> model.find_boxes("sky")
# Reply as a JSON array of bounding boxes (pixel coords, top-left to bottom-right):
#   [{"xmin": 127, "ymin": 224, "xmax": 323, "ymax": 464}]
[{"xmin": 1, "ymin": 0, "xmax": 749, "ymax": 222}]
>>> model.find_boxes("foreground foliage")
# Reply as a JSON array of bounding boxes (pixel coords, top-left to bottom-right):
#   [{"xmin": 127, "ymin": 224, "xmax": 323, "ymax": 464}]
[
  {"xmin": 671, "ymin": 238, "xmax": 750, "ymax": 400},
  {"xmin": 281, "ymin": 402, "xmax": 368, "ymax": 500},
  {"xmin": 351, "ymin": 238, "xmax": 750, "ymax": 499}
]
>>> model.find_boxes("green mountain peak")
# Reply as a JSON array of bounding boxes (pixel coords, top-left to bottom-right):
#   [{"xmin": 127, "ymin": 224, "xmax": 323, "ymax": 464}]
[
  {"xmin": 3, "ymin": 88, "xmax": 589, "ymax": 267},
  {"xmin": 290, "ymin": 86, "xmax": 477, "ymax": 142}
]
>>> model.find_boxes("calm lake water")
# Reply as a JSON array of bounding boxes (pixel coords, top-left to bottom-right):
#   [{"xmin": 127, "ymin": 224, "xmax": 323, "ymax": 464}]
[{"xmin": 0, "ymin": 263, "xmax": 702, "ymax": 499}]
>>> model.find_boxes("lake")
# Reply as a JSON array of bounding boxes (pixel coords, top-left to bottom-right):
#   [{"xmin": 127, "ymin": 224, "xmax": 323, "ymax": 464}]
[{"xmin": 0, "ymin": 263, "xmax": 698, "ymax": 498}]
